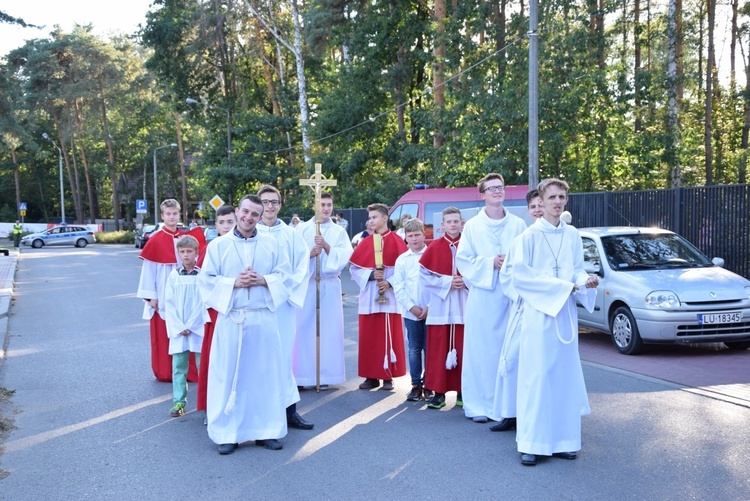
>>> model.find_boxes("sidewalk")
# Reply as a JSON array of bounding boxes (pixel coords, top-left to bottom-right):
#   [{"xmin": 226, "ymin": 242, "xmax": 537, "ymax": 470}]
[{"xmin": 0, "ymin": 247, "xmax": 19, "ymax": 370}]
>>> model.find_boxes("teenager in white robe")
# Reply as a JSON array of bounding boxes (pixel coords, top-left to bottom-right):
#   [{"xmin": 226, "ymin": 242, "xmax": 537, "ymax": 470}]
[
  {"xmin": 256, "ymin": 186, "xmax": 311, "ymax": 430},
  {"xmin": 198, "ymin": 195, "xmax": 294, "ymax": 453},
  {"xmin": 503, "ymin": 179, "xmax": 597, "ymax": 465},
  {"xmin": 490, "ymin": 189, "xmax": 544, "ymax": 430},
  {"xmin": 294, "ymin": 193, "xmax": 353, "ymax": 386},
  {"xmin": 455, "ymin": 174, "xmax": 527, "ymax": 422}
]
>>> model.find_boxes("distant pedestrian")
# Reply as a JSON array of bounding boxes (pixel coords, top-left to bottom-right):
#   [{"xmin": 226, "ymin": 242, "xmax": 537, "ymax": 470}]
[
  {"xmin": 12, "ymin": 220, "xmax": 22, "ymax": 247},
  {"xmin": 336, "ymin": 212, "xmax": 349, "ymax": 232}
]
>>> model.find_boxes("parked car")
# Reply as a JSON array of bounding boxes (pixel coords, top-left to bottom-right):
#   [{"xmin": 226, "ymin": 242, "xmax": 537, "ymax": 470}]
[
  {"xmin": 21, "ymin": 225, "xmax": 96, "ymax": 249},
  {"xmin": 577, "ymin": 227, "xmax": 750, "ymax": 354},
  {"xmin": 204, "ymin": 227, "xmax": 220, "ymax": 244},
  {"xmin": 134, "ymin": 224, "xmax": 157, "ymax": 249}
]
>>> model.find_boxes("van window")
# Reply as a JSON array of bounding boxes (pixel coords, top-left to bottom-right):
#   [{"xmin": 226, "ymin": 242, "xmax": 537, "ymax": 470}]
[
  {"xmin": 423, "ymin": 200, "xmax": 484, "ymax": 236},
  {"xmin": 390, "ymin": 203, "xmax": 418, "ymax": 231}
]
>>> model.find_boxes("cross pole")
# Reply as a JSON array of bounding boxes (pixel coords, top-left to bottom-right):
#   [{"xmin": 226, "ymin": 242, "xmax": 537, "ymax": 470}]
[{"xmin": 299, "ymin": 163, "xmax": 337, "ymax": 392}]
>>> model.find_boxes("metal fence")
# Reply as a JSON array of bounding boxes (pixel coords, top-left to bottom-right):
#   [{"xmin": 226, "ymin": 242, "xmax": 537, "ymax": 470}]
[{"xmin": 567, "ymin": 185, "xmax": 750, "ymax": 279}]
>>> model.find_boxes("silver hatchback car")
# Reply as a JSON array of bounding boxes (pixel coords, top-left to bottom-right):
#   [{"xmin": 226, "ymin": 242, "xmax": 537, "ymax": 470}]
[
  {"xmin": 577, "ymin": 227, "xmax": 750, "ymax": 354},
  {"xmin": 21, "ymin": 225, "xmax": 96, "ymax": 248}
]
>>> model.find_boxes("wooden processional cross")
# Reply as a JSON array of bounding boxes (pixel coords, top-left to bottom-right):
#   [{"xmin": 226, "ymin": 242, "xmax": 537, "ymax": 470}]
[{"xmin": 299, "ymin": 163, "xmax": 337, "ymax": 392}]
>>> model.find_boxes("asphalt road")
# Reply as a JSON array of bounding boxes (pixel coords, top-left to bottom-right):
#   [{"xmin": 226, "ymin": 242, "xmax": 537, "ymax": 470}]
[{"xmin": 1, "ymin": 245, "xmax": 748, "ymax": 499}]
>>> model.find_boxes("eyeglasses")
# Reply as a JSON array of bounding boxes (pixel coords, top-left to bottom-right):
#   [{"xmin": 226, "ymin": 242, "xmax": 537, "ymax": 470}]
[
  {"xmin": 261, "ymin": 200, "xmax": 280, "ymax": 206},
  {"xmin": 483, "ymin": 185, "xmax": 505, "ymax": 193}
]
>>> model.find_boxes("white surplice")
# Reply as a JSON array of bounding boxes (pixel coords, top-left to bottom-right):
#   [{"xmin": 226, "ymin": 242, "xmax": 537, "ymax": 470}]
[
  {"xmin": 293, "ymin": 218, "xmax": 353, "ymax": 385},
  {"xmin": 455, "ymin": 207, "xmax": 527, "ymax": 418},
  {"xmin": 257, "ymin": 219, "xmax": 309, "ymax": 404},
  {"xmin": 504, "ymin": 218, "xmax": 596, "ymax": 455},
  {"xmin": 164, "ymin": 268, "xmax": 208, "ymax": 355},
  {"xmin": 198, "ymin": 230, "xmax": 294, "ymax": 444}
]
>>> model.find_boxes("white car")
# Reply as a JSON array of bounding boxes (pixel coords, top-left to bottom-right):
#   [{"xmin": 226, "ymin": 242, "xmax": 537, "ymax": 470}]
[
  {"xmin": 577, "ymin": 227, "xmax": 750, "ymax": 354},
  {"xmin": 21, "ymin": 225, "xmax": 96, "ymax": 249}
]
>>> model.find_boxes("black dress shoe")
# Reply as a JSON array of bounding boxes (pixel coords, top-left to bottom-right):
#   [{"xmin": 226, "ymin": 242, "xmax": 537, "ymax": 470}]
[
  {"xmin": 552, "ymin": 451, "xmax": 577, "ymax": 460},
  {"xmin": 256, "ymin": 439, "xmax": 283, "ymax": 450},
  {"xmin": 217, "ymin": 443, "xmax": 238, "ymax": 455},
  {"xmin": 287, "ymin": 411, "xmax": 315, "ymax": 430},
  {"xmin": 521, "ymin": 453, "xmax": 537, "ymax": 466},
  {"xmin": 489, "ymin": 417, "xmax": 517, "ymax": 432},
  {"xmin": 359, "ymin": 378, "xmax": 380, "ymax": 389}
]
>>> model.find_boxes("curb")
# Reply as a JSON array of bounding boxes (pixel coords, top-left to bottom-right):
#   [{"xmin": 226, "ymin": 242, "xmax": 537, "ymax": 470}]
[{"xmin": 0, "ymin": 247, "xmax": 19, "ymax": 371}]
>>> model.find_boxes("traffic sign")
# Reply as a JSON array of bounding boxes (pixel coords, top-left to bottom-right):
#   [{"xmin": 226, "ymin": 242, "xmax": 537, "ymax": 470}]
[
  {"xmin": 20, "ymin": 210, "xmax": 26, "ymax": 217},
  {"xmin": 209, "ymin": 195, "xmax": 225, "ymax": 210},
  {"xmin": 136, "ymin": 199, "xmax": 148, "ymax": 214},
  {"xmin": 19, "ymin": 202, "xmax": 27, "ymax": 211}
]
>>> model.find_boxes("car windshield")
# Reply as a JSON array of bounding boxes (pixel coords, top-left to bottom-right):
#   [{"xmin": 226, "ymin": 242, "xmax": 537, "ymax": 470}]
[{"xmin": 601, "ymin": 233, "xmax": 714, "ymax": 270}]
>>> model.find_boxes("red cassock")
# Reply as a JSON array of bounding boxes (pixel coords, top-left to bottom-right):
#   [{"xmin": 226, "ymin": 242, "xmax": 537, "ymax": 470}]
[
  {"xmin": 139, "ymin": 227, "xmax": 206, "ymax": 383},
  {"xmin": 420, "ymin": 234, "xmax": 465, "ymax": 394},
  {"xmin": 196, "ymin": 307, "xmax": 218, "ymax": 411},
  {"xmin": 350, "ymin": 231, "xmax": 408, "ymax": 380}
]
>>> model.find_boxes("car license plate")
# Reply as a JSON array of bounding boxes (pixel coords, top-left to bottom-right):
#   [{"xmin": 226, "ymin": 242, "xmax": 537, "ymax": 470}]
[{"xmin": 697, "ymin": 312, "xmax": 742, "ymax": 325}]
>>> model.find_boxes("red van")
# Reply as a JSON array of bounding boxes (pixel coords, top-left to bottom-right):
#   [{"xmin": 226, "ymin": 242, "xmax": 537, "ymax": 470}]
[{"xmin": 388, "ymin": 185, "xmax": 530, "ymax": 241}]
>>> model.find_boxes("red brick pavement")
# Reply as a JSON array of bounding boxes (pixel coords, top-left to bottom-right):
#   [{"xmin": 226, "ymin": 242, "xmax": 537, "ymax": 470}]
[{"xmin": 579, "ymin": 330, "xmax": 750, "ymax": 407}]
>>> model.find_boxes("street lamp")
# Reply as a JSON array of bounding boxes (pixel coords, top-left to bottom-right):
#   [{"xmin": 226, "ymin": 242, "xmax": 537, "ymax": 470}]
[
  {"xmin": 186, "ymin": 97, "xmax": 231, "ymax": 169},
  {"xmin": 153, "ymin": 144, "xmax": 177, "ymax": 224},
  {"xmin": 42, "ymin": 133, "xmax": 65, "ymax": 225}
]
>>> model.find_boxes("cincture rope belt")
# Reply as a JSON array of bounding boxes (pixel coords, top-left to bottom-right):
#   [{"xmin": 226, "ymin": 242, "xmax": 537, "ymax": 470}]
[
  {"xmin": 223, "ymin": 307, "xmax": 264, "ymax": 414},
  {"xmin": 383, "ymin": 313, "xmax": 397, "ymax": 371}
]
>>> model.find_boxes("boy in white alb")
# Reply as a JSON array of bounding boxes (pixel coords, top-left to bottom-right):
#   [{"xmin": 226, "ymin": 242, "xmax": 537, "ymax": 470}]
[{"xmin": 164, "ymin": 235, "xmax": 208, "ymax": 417}]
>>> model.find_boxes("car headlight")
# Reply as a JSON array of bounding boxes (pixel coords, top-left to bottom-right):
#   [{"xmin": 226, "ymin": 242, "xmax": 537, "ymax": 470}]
[
  {"xmin": 645, "ymin": 290, "xmax": 680, "ymax": 309},
  {"xmin": 745, "ymin": 286, "xmax": 750, "ymax": 299}
]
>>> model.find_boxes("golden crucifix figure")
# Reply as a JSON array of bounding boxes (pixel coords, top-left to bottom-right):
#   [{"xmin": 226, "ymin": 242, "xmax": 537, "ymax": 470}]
[{"xmin": 299, "ymin": 163, "xmax": 337, "ymax": 392}]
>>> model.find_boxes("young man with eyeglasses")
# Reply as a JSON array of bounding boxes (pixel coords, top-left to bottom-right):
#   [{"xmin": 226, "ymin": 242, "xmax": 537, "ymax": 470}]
[
  {"xmin": 455, "ymin": 174, "xmax": 526, "ymax": 423},
  {"xmin": 256, "ymin": 185, "xmax": 314, "ymax": 431}
]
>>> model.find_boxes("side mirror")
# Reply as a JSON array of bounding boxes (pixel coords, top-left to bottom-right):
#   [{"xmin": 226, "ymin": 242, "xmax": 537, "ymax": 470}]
[
  {"xmin": 712, "ymin": 257, "xmax": 725, "ymax": 268},
  {"xmin": 584, "ymin": 261, "xmax": 602, "ymax": 276}
]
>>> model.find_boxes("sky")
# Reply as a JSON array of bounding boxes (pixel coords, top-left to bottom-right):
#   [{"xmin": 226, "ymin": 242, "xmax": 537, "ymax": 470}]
[
  {"xmin": 1, "ymin": 1, "xmax": 155, "ymax": 57},
  {"xmin": 0, "ymin": 1, "xmax": 738, "ymax": 84}
]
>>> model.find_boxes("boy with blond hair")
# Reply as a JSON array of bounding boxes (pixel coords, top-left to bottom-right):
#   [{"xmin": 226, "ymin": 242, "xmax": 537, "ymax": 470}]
[
  {"xmin": 164, "ymin": 235, "xmax": 208, "ymax": 417},
  {"xmin": 137, "ymin": 199, "xmax": 205, "ymax": 382},
  {"xmin": 391, "ymin": 218, "xmax": 430, "ymax": 401}
]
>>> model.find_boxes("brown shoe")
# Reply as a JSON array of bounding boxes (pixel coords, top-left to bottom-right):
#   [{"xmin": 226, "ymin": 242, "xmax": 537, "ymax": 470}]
[
  {"xmin": 359, "ymin": 378, "xmax": 380, "ymax": 389},
  {"xmin": 381, "ymin": 380, "xmax": 394, "ymax": 391}
]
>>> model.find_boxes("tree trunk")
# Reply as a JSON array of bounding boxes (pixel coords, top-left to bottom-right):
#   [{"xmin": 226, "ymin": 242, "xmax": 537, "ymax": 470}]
[
  {"xmin": 433, "ymin": 0, "xmax": 446, "ymax": 150},
  {"xmin": 11, "ymin": 148, "xmax": 21, "ymax": 219},
  {"xmin": 290, "ymin": 0, "xmax": 312, "ymax": 166},
  {"xmin": 98, "ymin": 78, "xmax": 120, "ymax": 229},
  {"xmin": 66, "ymin": 106, "xmax": 84, "ymax": 221},
  {"xmin": 667, "ymin": 0, "xmax": 681, "ymax": 187},
  {"xmin": 175, "ymin": 112, "xmax": 189, "ymax": 224},
  {"xmin": 634, "ymin": 0, "xmax": 642, "ymax": 133},
  {"xmin": 740, "ymin": 36, "xmax": 750, "ymax": 184},
  {"xmin": 704, "ymin": 0, "xmax": 714, "ymax": 185},
  {"xmin": 74, "ymin": 99, "xmax": 96, "ymax": 223},
  {"xmin": 50, "ymin": 106, "xmax": 79, "ymax": 223}
]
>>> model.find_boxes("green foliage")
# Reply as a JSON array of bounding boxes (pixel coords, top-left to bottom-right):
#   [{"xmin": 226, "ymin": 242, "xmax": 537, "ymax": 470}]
[
  {"xmin": 1, "ymin": 0, "xmax": 747, "ymax": 227},
  {"xmin": 96, "ymin": 230, "xmax": 136, "ymax": 244}
]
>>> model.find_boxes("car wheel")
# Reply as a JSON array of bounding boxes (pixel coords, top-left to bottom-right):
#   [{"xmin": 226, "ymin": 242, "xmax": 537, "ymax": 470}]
[
  {"xmin": 75, "ymin": 238, "xmax": 88, "ymax": 248},
  {"xmin": 609, "ymin": 306, "xmax": 644, "ymax": 355},
  {"xmin": 32, "ymin": 239, "xmax": 44, "ymax": 249},
  {"xmin": 724, "ymin": 341, "xmax": 750, "ymax": 350}
]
